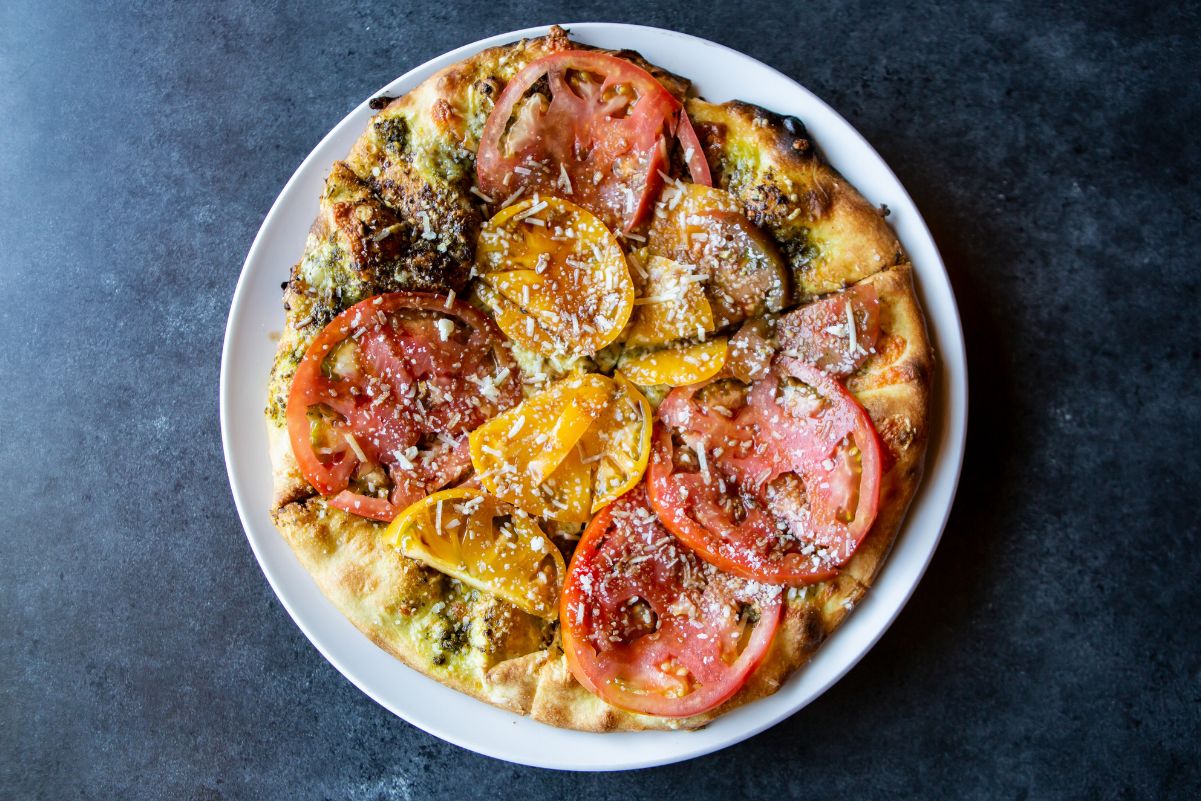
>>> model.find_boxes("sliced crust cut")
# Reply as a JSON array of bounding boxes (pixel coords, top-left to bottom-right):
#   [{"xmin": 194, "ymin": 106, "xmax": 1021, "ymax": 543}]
[
  {"xmin": 263, "ymin": 28, "xmax": 933, "ymax": 733},
  {"xmin": 687, "ymin": 98, "xmax": 903, "ymax": 299}
]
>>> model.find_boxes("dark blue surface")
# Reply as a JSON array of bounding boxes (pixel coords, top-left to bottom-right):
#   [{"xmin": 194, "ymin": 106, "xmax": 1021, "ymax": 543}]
[{"xmin": 2, "ymin": 2, "xmax": 1199, "ymax": 798}]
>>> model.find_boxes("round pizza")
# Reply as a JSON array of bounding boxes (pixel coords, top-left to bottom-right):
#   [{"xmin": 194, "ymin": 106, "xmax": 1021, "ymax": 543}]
[{"xmin": 265, "ymin": 26, "xmax": 934, "ymax": 731}]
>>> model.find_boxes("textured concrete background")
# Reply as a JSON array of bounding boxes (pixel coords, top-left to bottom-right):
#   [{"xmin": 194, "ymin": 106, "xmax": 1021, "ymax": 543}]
[{"xmin": 2, "ymin": 1, "xmax": 1198, "ymax": 798}]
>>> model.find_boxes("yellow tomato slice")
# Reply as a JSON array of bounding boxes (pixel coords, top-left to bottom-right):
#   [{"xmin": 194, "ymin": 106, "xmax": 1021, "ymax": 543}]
[
  {"xmin": 651, "ymin": 183, "xmax": 742, "ymax": 244},
  {"xmin": 590, "ymin": 378, "xmax": 653, "ymax": 511},
  {"xmin": 473, "ymin": 281, "xmax": 563, "ymax": 356},
  {"xmin": 476, "ymin": 196, "xmax": 634, "ymax": 357},
  {"xmin": 618, "ymin": 338, "xmax": 729, "ymax": 387},
  {"xmin": 625, "ymin": 255, "xmax": 715, "ymax": 348},
  {"xmin": 579, "ymin": 373, "xmax": 653, "ymax": 512},
  {"xmin": 650, "ymin": 183, "xmax": 788, "ymax": 328},
  {"xmin": 527, "ymin": 396, "xmax": 605, "ymax": 484},
  {"xmin": 469, "ymin": 372, "xmax": 652, "ymax": 521},
  {"xmin": 470, "ymin": 374, "xmax": 614, "ymax": 522},
  {"xmin": 385, "ymin": 488, "xmax": 565, "ymax": 618}
]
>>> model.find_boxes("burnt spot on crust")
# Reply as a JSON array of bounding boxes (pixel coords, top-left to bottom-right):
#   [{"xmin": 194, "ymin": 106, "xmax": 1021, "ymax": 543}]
[
  {"xmin": 273, "ymin": 471, "xmax": 317, "ymax": 509},
  {"xmin": 797, "ymin": 604, "xmax": 826, "ymax": 647},
  {"xmin": 369, "ymin": 94, "xmax": 397, "ymax": 111},
  {"xmin": 471, "ymin": 77, "xmax": 500, "ymax": 99},
  {"xmin": 778, "ymin": 113, "xmax": 812, "ymax": 151}
]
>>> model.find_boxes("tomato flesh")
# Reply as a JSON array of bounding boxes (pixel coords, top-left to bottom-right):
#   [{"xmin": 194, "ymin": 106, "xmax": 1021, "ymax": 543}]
[
  {"xmin": 775, "ymin": 283, "xmax": 880, "ymax": 376},
  {"xmin": 646, "ymin": 360, "xmax": 882, "ymax": 584},
  {"xmin": 477, "ymin": 50, "xmax": 711, "ymax": 232},
  {"xmin": 385, "ymin": 488, "xmax": 566, "ymax": 619},
  {"xmin": 649, "ymin": 184, "xmax": 788, "ymax": 328},
  {"xmin": 560, "ymin": 487, "xmax": 781, "ymax": 717},
  {"xmin": 286, "ymin": 292, "xmax": 521, "ymax": 521},
  {"xmin": 475, "ymin": 196, "xmax": 634, "ymax": 357}
]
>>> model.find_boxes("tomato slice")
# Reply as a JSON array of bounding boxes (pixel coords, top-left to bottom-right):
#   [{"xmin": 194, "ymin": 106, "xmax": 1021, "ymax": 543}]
[
  {"xmin": 625, "ymin": 255, "xmax": 714, "ymax": 348},
  {"xmin": 579, "ymin": 372, "xmax": 653, "ymax": 512},
  {"xmin": 476, "ymin": 50, "xmax": 710, "ymax": 232},
  {"xmin": 385, "ymin": 488, "xmax": 566, "ymax": 618},
  {"xmin": 676, "ymin": 111, "xmax": 713, "ymax": 188},
  {"xmin": 475, "ymin": 196, "xmax": 634, "ymax": 357},
  {"xmin": 561, "ymin": 487, "xmax": 782, "ymax": 717},
  {"xmin": 286, "ymin": 292, "xmax": 521, "ymax": 521},
  {"xmin": 618, "ymin": 338, "xmax": 728, "ymax": 388},
  {"xmin": 468, "ymin": 373, "xmax": 652, "ymax": 522},
  {"xmin": 776, "ymin": 283, "xmax": 880, "ymax": 376},
  {"xmin": 646, "ymin": 360, "xmax": 882, "ymax": 584},
  {"xmin": 650, "ymin": 183, "xmax": 788, "ymax": 329},
  {"xmin": 725, "ymin": 317, "xmax": 775, "ymax": 384}
]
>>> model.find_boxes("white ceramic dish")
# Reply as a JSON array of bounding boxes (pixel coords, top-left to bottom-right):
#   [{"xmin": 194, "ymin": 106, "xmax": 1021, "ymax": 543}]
[{"xmin": 220, "ymin": 22, "xmax": 967, "ymax": 771}]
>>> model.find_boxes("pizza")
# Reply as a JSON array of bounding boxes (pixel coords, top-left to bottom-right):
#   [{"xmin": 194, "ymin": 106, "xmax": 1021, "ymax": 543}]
[{"xmin": 264, "ymin": 26, "xmax": 933, "ymax": 731}]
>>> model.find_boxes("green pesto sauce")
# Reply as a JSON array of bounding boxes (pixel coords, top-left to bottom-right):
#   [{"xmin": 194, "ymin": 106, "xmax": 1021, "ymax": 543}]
[{"xmin": 298, "ymin": 236, "xmax": 370, "ymax": 309}]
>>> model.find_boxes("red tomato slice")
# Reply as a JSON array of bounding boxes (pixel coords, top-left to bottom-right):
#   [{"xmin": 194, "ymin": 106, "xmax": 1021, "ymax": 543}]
[
  {"xmin": 676, "ymin": 111, "xmax": 712, "ymax": 187},
  {"xmin": 647, "ymin": 360, "xmax": 882, "ymax": 584},
  {"xmin": 775, "ymin": 283, "xmax": 880, "ymax": 377},
  {"xmin": 560, "ymin": 487, "xmax": 781, "ymax": 717},
  {"xmin": 476, "ymin": 50, "xmax": 711, "ymax": 232},
  {"xmin": 286, "ymin": 292, "xmax": 521, "ymax": 521}
]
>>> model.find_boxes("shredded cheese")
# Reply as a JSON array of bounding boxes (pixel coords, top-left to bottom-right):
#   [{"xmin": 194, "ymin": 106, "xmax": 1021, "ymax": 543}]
[{"xmin": 343, "ymin": 432, "xmax": 368, "ymax": 463}]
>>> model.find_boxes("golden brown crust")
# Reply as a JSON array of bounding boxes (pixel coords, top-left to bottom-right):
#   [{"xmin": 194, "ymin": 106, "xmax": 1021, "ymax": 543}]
[
  {"xmin": 264, "ymin": 28, "xmax": 934, "ymax": 732},
  {"xmin": 272, "ymin": 498, "xmax": 554, "ymax": 711},
  {"xmin": 843, "ymin": 264, "xmax": 934, "ymax": 587},
  {"xmin": 687, "ymin": 98, "xmax": 903, "ymax": 299}
]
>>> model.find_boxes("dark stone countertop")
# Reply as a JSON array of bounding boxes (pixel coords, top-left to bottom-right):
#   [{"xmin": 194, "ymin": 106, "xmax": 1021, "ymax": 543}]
[{"xmin": 2, "ymin": 2, "xmax": 1198, "ymax": 798}]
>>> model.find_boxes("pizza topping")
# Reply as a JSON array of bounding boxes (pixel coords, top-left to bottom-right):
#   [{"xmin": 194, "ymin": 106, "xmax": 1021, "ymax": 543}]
[
  {"xmin": 386, "ymin": 488, "xmax": 566, "ymax": 618},
  {"xmin": 775, "ymin": 283, "xmax": 880, "ymax": 376},
  {"xmin": 578, "ymin": 372, "xmax": 654, "ymax": 512},
  {"xmin": 287, "ymin": 292, "xmax": 521, "ymax": 521},
  {"xmin": 475, "ymin": 196, "xmax": 634, "ymax": 358},
  {"xmin": 269, "ymin": 31, "xmax": 934, "ymax": 725},
  {"xmin": 649, "ymin": 183, "xmax": 788, "ymax": 329},
  {"xmin": 625, "ymin": 254, "xmax": 715, "ymax": 348},
  {"xmin": 725, "ymin": 317, "xmax": 775, "ymax": 383},
  {"xmin": 646, "ymin": 359, "xmax": 882, "ymax": 584},
  {"xmin": 613, "ymin": 251, "xmax": 728, "ymax": 387},
  {"xmin": 560, "ymin": 487, "xmax": 781, "ymax": 717},
  {"xmin": 675, "ymin": 111, "xmax": 713, "ymax": 188},
  {"xmin": 469, "ymin": 373, "xmax": 652, "ymax": 522},
  {"xmin": 476, "ymin": 50, "xmax": 711, "ymax": 233},
  {"xmin": 618, "ymin": 338, "xmax": 729, "ymax": 388}
]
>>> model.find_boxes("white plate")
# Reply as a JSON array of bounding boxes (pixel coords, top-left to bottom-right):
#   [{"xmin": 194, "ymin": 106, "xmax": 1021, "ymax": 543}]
[{"xmin": 220, "ymin": 22, "xmax": 967, "ymax": 771}]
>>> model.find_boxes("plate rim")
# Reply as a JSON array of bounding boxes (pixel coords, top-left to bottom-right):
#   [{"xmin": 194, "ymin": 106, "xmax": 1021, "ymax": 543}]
[{"xmin": 220, "ymin": 21, "xmax": 968, "ymax": 771}]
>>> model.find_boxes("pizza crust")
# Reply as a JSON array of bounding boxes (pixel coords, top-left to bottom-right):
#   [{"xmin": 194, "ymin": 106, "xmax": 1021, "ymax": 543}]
[
  {"xmin": 263, "ymin": 28, "xmax": 935, "ymax": 732},
  {"xmin": 686, "ymin": 98, "xmax": 904, "ymax": 299}
]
